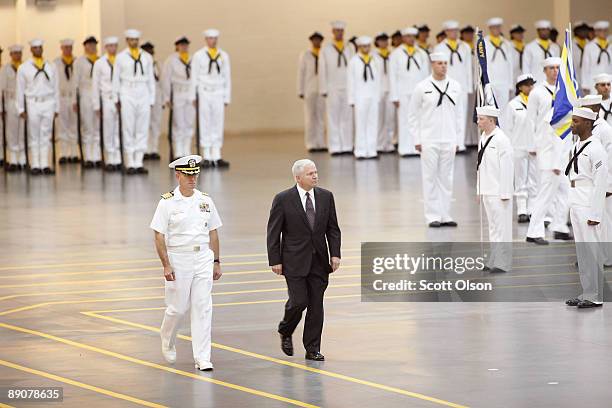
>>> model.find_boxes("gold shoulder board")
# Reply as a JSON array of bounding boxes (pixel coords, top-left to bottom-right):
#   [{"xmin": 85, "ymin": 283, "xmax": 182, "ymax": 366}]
[{"xmin": 161, "ymin": 192, "xmax": 174, "ymax": 200}]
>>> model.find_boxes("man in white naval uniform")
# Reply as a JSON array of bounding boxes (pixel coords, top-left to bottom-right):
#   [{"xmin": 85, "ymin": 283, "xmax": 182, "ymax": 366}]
[
  {"xmin": 0, "ymin": 45, "xmax": 25, "ymax": 171},
  {"xmin": 523, "ymin": 20, "xmax": 561, "ymax": 83},
  {"xmin": 433, "ymin": 20, "xmax": 472, "ymax": 152},
  {"xmin": 163, "ymin": 36, "xmax": 195, "ymax": 160},
  {"xmin": 373, "ymin": 32, "xmax": 395, "ymax": 153},
  {"xmin": 191, "ymin": 29, "xmax": 231, "ymax": 168},
  {"xmin": 572, "ymin": 22, "xmax": 591, "ymax": 89},
  {"xmin": 53, "ymin": 38, "xmax": 78, "ymax": 163},
  {"xmin": 112, "ymin": 29, "xmax": 155, "ymax": 175},
  {"xmin": 484, "ymin": 18, "xmax": 514, "ymax": 111},
  {"xmin": 389, "ymin": 27, "xmax": 429, "ymax": 157},
  {"xmin": 581, "ymin": 21, "xmax": 612, "ymax": 94},
  {"xmin": 74, "ymin": 36, "xmax": 100, "ymax": 168},
  {"xmin": 594, "ymin": 73, "xmax": 612, "ymax": 127},
  {"xmin": 525, "ymin": 57, "xmax": 571, "ymax": 244},
  {"xmin": 297, "ymin": 32, "xmax": 326, "ymax": 152},
  {"xmin": 476, "ymin": 106, "xmax": 514, "ymax": 273},
  {"xmin": 16, "ymin": 39, "xmax": 59, "ymax": 175},
  {"xmin": 408, "ymin": 52, "xmax": 462, "ymax": 227},
  {"xmin": 564, "ymin": 108, "xmax": 607, "ymax": 308},
  {"xmin": 319, "ymin": 20, "xmax": 354, "ymax": 155},
  {"xmin": 503, "ymin": 74, "xmax": 537, "ymax": 223},
  {"xmin": 141, "ymin": 41, "xmax": 162, "ymax": 161},
  {"xmin": 347, "ymin": 36, "xmax": 381, "ymax": 159},
  {"xmin": 151, "ymin": 154, "xmax": 223, "ymax": 370},
  {"xmin": 509, "ymin": 24, "xmax": 526, "ymax": 83},
  {"xmin": 92, "ymin": 36, "xmax": 121, "ymax": 172}
]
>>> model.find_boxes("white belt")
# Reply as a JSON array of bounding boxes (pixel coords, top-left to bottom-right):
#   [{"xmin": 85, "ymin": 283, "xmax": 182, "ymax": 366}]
[
  {"xmin": 27, "ymin": 95, "xmax": 53, "ymax": 103},
  {"xmin": 167, "ymin": 244, "xmax": 209, "ymax": 253},
  {"xmin": 173, "ymin": 84, "xmax": 190, "ymax": 93},
  {"xmin": 198, "ymin": 84, "xmax": 223, "ymax": 93},
  {"xmin": 60, "ymin": 91, "xmax": 74, "ymax": 98},
  {"xmin": 571, "ymin": 179, "xmax": 593, "ymax": 188},
  {"xmin": 121, "ymin": 81, "xmax": 147, "ymax": 89}
]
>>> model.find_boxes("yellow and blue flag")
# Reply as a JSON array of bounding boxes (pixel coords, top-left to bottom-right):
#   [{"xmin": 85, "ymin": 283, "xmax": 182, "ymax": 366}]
[{"xmin": 550, "ymin": 26, "xmax": 581, "ymax": 139}]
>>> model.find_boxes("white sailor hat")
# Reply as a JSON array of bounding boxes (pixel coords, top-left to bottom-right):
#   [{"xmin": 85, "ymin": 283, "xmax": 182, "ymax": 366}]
[
  {"xmin": 476, "ymin": 105, "xmax": 501, "ymax": 118},
  {"xmin": 594, "ymin": 73, "xmax": 611, "ymax": 84},
  {"xmin": 487, "ymin": 17, "xmax": 504, "ymax": 27},
  {"xmin": 124, "ymin": 29, "xmax": 141, "ymax": 39},
  {"xmin": 442, "ymin": 20, "xmax": 460, "ymax": 30},
  {"xmin": 103, "ymin": 36, "xmax": 118, "ymax": 46},
  {"xmin": 60, "ymin": 38, "xmax": 74, "ymax": 46},
  {"xmin": 593, "ymin": 21, "xmax": 610, "ymax": 30},
  {"xmin": 330, "ymin": 20, "xmax": 347, "ymax": 29},
  {"xmin": 355, "ymin": 36, "xmax": 372, "ymax": 46},
  {"xmin": 535, "ymin": 20, "xmax": 552, "ymax": 29},
  {"xmin": 580, "ymin": 94, "xmax": 603, "ymax": 106},
  {"xmin": 542, "ymin": 57, "xmax": 562, "ymax": 67},
  {"xmin": 401, "ymin": 27, "xmax": 419, "ymax": 36},
  {"xmin": 29, "ymin": 39, "xmax": 44, "ymax": 47},
  {"xmin": 9, "ymin": 44, "xmax": 23, "ymax": 53},
  {"xmin": 429, "ymin": 52, "xmax": 449, "ymax": 62},
  {"xmin": 203, "ymin": 28, "xmax": 220, "ymax": 38},
  {"xmin": 169, "ymin": 155, "xmax": 202, "ymax": 174},
  {"xmin": 516, "ymin": 73, "xmax": 536, "ymax": 84},
  {"xmin": 572, "ymin": 107, "xmax": 597, "ymax": 120}
]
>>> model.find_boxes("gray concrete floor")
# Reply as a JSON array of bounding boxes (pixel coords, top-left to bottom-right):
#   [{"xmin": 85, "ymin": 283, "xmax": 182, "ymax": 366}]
[{"xmin": 0, "ymin": 132, "xmax": 611, "ymax": 408}]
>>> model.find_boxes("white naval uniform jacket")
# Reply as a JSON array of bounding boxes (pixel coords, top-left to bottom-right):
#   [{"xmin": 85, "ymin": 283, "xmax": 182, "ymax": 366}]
[
  {"xmin": 408, "ymin": 75, "xmax": 463, "ymax": 146},
  {"xmin": 190, "ymin": 47, "xmax": 231, "ymax": 104},
  {"xmin": 74, "ymin": 56, "xmax": 97, "ymax": 100},
  {"xmin": 53, "ymin": 57, "xmax": 76, "ymax": 100},
  {"xmin": 388, "ymin": 45, "xmax": 430, "ymax": 101},
  {"xmin": 297, "ymin": 49, "xmax": 320, "ymax": 97},
  {"xmin": 510, "ymin": 42, "xmax": 525, "ymax": 83},
  {"xmin": 477, "ymin": 127, "xmax": 514, "ymax": 199},
  {"xmin": 150, "ymin": 187, "xmax": 223, "ymax": 248},
  {"xmin": 15, "ymin": 59, "xmax": 60, "ymax": 114},
  {"xmin": 573, "ymin": 39, "xmax": 587, "ymax": 86},
  {"xmin": 581, "ymin": 39, "xmax": 612, "ymax": 90},
  {"xmin": 592, "ymin": 118, "xmax": 612, "ymax": 192},
  {"xmin": 566, "ymin": 137, "xmax": 608, "ymax": 222},
  {"xmin": 484, "ymin": 37, "xmax": 514, "ymax": 94},
  {"xmin": 0, "ymin": 64, "xmax": 18, "ymax": 108},
  {"xmin": 162, "ymin": 52, "xmax": 192, "ymax": 104},
  {"xmin": 91, "ymin": 55, "xmax": 115, "ymax": 111},
  {"xmin": 503, "ymin": 95, "xmax": 535, "ymax": 152},
  {"xmin": 601, "ymin": 99, "xmax": 612, "ymax": 128},
  {"xmin": 318, "ymin": 42, "xmax": 354, "ymax": 94},
  {"xmin": 527, "ymin": 82, "xmax": 562, "ymax": 170},
  {"xmin": 347, "ymin": 54, "xmax": 382, "ymax": 105},
  {"xmin": 111, "ymin": 48, "xmax": 156, "ymax": 105},
  {"xmin": 433, "ymin": 40, "xmax": 473, "ymax": 94},
  {"xmin": 523, "ymin": 40, "xmax": 561, "ymax": 83},
  {"xmin": 374, "ymin": 49, "xmax": 391, "ymax": 94}
]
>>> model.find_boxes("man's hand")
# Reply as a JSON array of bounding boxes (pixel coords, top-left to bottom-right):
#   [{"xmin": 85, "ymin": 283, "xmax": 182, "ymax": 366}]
[
  {"xmin": 19, "ymin": 112, "xmax": 27, "ymax": 119},
  {"xmin": 588, "ymin": 220, "xmax": 600, "ymax": 226},
  {"xmin": 192, "ymin": 100, "xmax": 197, "ymax": 107},
  {"xmin": 72, "ymin": 103, "xmax": 78, "ymax": 113},
  {"xmin": 393, "ymin": 101, "xmax": 399, "ymax": 108},
  {"xmin": 165, "ymin": 101, "xmax": 172, "ymax": 109},
  {"xmin": 321, "ymin": 93, "xmax": 327, "ymax": 98},
  {"xmin": 54, "ymin": 112, "xmax": 58, "ymax": 119},
  {"xmin": 115, "ymin": 102, "xmax": 121, "ymax": 110},
  {"xmin": 330, "ymin": 257, "xmax": 340, "ymax": 273},
  {"xmin": 529, "ymin": 151, "xmax": 536, "ymax": 156},
  {"xmin": 299, "ymin": 94, "xmax": 304, "ymax": 99},
  {"xmin": 271, "ymin": 264, "xmax": 283, "ymax": 275},
  {"xmin": 213, "ymin": 263, "xmax": 222, "ymax": 280},
  {"xmin": 95, "ymin": 109, "xmax": 100, "ymax": 118},
  {"xmin": 415, "ymin": 144, "xmax": 422, "ymax": 152},
  {"xmin": 163, "ymin": 265, "xmax": 175, "ymax": 281},
  {"xmin": 553, "ymin": 169, "xmax": 561, "ymax": 175}
]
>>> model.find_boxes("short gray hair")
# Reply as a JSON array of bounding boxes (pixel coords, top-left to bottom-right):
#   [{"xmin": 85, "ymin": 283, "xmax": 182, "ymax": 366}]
[{"xmin": 292, "ymin": 159, "xmax": 316, "ymax": 177}]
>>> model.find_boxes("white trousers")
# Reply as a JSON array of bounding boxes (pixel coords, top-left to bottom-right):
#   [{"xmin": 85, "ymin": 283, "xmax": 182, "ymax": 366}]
[
  {"xmin": 172, "ymin": 96, "xmax": 196, "ymax": 158},
  {"xmin": 604, "ymin": 197, "xmax": 612, "ymax": 265},
  {"xmin": 4, "ymin": 97, "xmax": 26, "ymax": 164},
  {"xmin": 457, "ymin": 91, "xmax": 468, "ymax": 150},
  {"xmin": 100, "ymin": 97, "xmax": 121, "ymax": 165},
  {"xmin": 353, "ymin": 96, "xmax": 378, "ymax": 158},
  {"xmin": 197, "ymin": 91, "xmax": 224, "ymax": 161},
  {"xmin": 483, "ymin": 196, "xmax": 513, "ymax": 271},
  {"xmin": 325, "ymin": 89, "xmax": 353, "ymax": 154},
  {"xmin": 513, "ymin": 149, "xmax": 538, "ymax": 215},
  {"xmin": 120, "ymin": 91, "xmax": 150, "ymax": 168},
  {"xmin": 491, "ymin": 84, "xmax": 511, "ymax": 116},
  {"xmin": 527, "ymin": 170, "xmax": 569, "ymax": 238},
  {"xmin": 377, "ymin": 91, "xmax": 395, "ymax": 152},
  {"xmin": 464, "ymin": 92, "xmax": 479, "ymax": 147},
  {"xmin": 80, "ymin": 90, "xmax": 100, "ymax": 162},
  {"xmin": 58, "ymin": 95, "xmax": 78, "ymax": 158},
  {"xmin": 148, "ymin": 97, "xmax": 163, "ymax": 154},
  {"xmin": 570, "ymin": 206, "xmax": 604, "ymax": 302},
  {"xmin": 25, "ymin": 98, "xmax": 54, "ymax": 169},
  {"xmin": 161, "ymin": 249, "xmax": 214, "ymax": 366},
  {"xmin": 303, "ymin": 93, "xmax": 326, "ymax": 150},
  {"xmin": 421, "ymin": 143, "xmax": 456, "ymax": 223},
  {"xmin": 397, "ymin": 94, "xmax": 417, "ymax": 155}
]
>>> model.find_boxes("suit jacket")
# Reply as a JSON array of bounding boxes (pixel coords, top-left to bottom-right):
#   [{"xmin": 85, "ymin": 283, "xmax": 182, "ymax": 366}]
[{"xmin": 267, "ymin": 185, "xmax": 341, "ymax": 277}]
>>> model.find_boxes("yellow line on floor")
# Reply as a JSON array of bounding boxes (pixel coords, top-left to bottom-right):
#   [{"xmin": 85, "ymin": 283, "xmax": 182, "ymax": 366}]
[
  {"xmin": 0, "ymin": 286, "xmax": 163, "ymax": 302},
  {"xmin": 0, "ymin": 323, "xmax": 317, "ymax": 408},
  {"xmin": 0, "ymin": 358, "xmax": 167, "ymax": 407},
  {"xmin": 81, "ymin": 312, "xmax": 467, "ymax": 408},
  {"xmin": 0, "ymin": 402, "xmax": 14, "ymax": 408}
]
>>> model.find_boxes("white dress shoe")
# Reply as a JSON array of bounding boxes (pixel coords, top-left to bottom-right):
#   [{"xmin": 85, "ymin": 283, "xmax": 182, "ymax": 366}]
[{"xmin": 161, "ymin": 343, "xmax": 176, "ymax": 364}]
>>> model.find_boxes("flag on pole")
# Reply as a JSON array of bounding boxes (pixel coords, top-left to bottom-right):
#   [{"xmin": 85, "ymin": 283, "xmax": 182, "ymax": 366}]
[
  {"xmin": 473, "ymin": 28, "xmax": 498, "ymax": 123},
  {"xmin": 550, "ymin": 25, "xmax": 581, "ymax": 139}
]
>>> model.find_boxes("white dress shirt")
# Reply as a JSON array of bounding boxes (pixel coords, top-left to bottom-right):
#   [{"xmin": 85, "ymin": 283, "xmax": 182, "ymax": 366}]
[{"xmin": 296, "ymin": 184, "xmax": 315, "ymax": 212}]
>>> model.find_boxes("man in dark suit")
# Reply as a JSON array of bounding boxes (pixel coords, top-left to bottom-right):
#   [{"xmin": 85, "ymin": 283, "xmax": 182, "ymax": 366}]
[{"xmin": 267, "ymin": 159, "xmax": 341, "ymax": 361}]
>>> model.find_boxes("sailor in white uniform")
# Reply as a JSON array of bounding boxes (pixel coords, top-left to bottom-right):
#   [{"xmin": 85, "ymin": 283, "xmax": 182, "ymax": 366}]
[
  {"xmin": 374, "ymin": 32, "xmax": 395, "ymax": 153},
  {"xmin": 0, "ymin": 44, "xmax": 25, "ymax": 171},
  {"xmin": 581, "ymin": 20, "xmax": 612, "ymax": 94},
  {"xmin": 484, "ymin": 17, "xmax": 514, "ymax": 111},
  {"xmin": 594, "ymin": 73, "xmax": 612, "ymax": 128},
  {"xmin": 53, "ymin": 38, "xmax": 78, "ymax": 163},
  {"xmin": 523, "ymin": 20, "xmax": 561, "ymax": 83}
]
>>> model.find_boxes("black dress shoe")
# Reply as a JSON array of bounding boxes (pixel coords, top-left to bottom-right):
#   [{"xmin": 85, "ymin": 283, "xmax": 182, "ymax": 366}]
[
  {"xmin": 400, "ymin": 153, "xmax": 419, "ymax": 158},
  {"xmin": 59, "ymin": 157, "xmax": 68, "ymax": 164},
  {"xmin": 517, "ymin": 214, "xmax": 530, "ymax": 223},
  {"xmin": 565, "ymin": 298, "xmax": 581, "ymax": 306},
  {"xmin": 280, "ymin": 334, "xmax": 293, "ymax": 356},
  {"xmin": 30, "ymin": 168, "xmax": 42, "ymax": 175},
  {"xmin": 553, "ymin": 232, "xmax": 573, "ymax": 241},
  {"xmin": 441, "ymin": 221, "xmax": 458, "ymax": 227},
  {"xmin": 330, "ymin": 152, "xmax": 343, "ymax": 156},
  {"xmin": 577, "ymin": 300, "xmax": 603, "ymax": 309},
  {"xmin": 216, "ymin": 159, "xmax": 230, "ymax": 168},
  {"xmin": 83, "ymin": 161, "xmax": 94, "ymax": 169},
  {"xmin": 126, "ymin": 167, "xmax": 137, "ymax": 175},
  {"xmin": 104, "ymin": 164, "xmax": 115, "ymax": 172},
  {"xmin": 72, "ymin": 156, "xmax": 80, "ymax": 163},
  {"xmin": 7, "ymin": 164, "xmax": 18, "ymax": 172},
  {"xmin": 489, "ymin": 267, "xmax": 507, "ymax": 273},
  {"xmin": 305, "ymin": 352, "xmax": 325, "ymax": 361},
  {"xmin": 201, "ymin": 160, "xmax": 212, "ymax": 169},
  {"xmin": 429, "ymin": 221, "xmax": 441, "ymax": 228},
  {"xmin": 42, "ymin": 167, "xmax": 53, "ymax": 175},
  {"xmin": 526, "ymin": 237, "xmax": 549, "ymax": 245},
  {"xmin": 136, "ymin": 167, "xmax": 148, "ymax": 174},
  {"xmin": 94, "ymin": 161, "xmax": 102, "ymax": 168},
  {"xmin": 544, "ymin": 220, "xmax": 551, "ymax": 228},
  {"xmin": 143, "ymin": 153, "xmax": 151, "ymax": 160},
  {"xmin": 481, "ymin": 265, "xmax": 490, "ymax": 271},
  {"xmin": 150, "ymin": 152, "xmax": 161, "ymax": 160}
]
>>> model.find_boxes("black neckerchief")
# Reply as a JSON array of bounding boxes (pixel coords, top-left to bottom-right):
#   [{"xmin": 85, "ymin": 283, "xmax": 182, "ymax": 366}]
[
  {"xmin": 514, "ymin": 46, "xmax": 524, "ymax": 70},
  {"xmin": 378, "ymin": 51, "xmax": 389, "ymax": 74},
  {"xmin": 489, "ymin": 39, "xmax": 507, "ymax": 61},
  {"xmin": 63, "ymin": 59, "xmax": 73, "ymax": 80},
  {"xmin": 179, "ymin": 57, "xmax": 190, "ymax": 79},
  {"xmin": 430, "ymin": 81, "xmax": 455, "ymax": 106},
  {"xmin": 86, "ymin": 57, "xmax": 96, "ymax": 78},
  {"xmin": 537, "ymin": 42, "xmax": 552, "ymax": 58},
  {"xmin": 311, "ymin": 51, "xmax": 319, "ymax": 75},
  {"xmin": 130, "ymin": 52, "xmax": 144, "ymax": 76},
  {"xmin": 32, "ymin": 61, "xmax": 49, "ymax": 80},
  {"xmin": 106, "ymin": 58, "xmax": 114, "ymax": 81},
  {"xmin": 601, "ymin": 102, "xmax": 611, "ymax": 121},
  {"xmin": 565, "ymin": 141, "xmax": 592, "ymax": 176},
  {"xmin": 575, "ymin": 41, "xmax": 585, "ymax": 67},
  {"xmin": 403, "ymin": 48, "xmax": 421, "ymax": 70},
  {"xmin": 207, "ymin": 51, "xmax": 221, "ymax": 74},
  {"xmin": 596, "ymin": 42, "xmax": 611, "ymax": 65},
  {"xmin": 445, "ymin": 43, "xmax": 462, "ymax": 65},
  {"xmin": 477, "ymin": 132, "xmax": 495, "ymax": 170},
  {"xmin": 333, "ymin": 45, "xmax": 348, "ymax": 67},
  {"xmin": 360, "ymin": 56, "xmax": 374, "ymax": 82}
]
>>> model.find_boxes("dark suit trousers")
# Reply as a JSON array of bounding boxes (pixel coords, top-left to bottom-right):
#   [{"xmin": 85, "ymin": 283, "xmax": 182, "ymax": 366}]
[{"xmin": 278, "ymin": 254, "xmax": 329, "ymax": 353}]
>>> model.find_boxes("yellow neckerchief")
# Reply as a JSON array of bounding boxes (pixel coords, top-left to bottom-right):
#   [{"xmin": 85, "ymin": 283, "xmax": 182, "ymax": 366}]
[
  {"xmin": 417, "ymin": 40, "xmax": 429, "ymax": 49},
  {"xmin": 179, "ymin": 51, "xmax": 190, "ymax": 64},
  {"xmin": 107, "ymin": 54, "xmax": 116, "ymax": 65},
  {"xmin": 333, "ymin": 40, "xmax": 344, "ymax": 51},
  {"xmin": 519, "ymin": 92, "xmax": 529, "ymax": 105},
  {"xmin": 403, "ymin": 44, "xmax": 415, "ymax": 55},
  {"xmin": 575, "ymin": 37, "xmax": 587, "ymax": 49},
  {"xmin": 536, "ymin": 38, "xmax": 550, "ymax": 51},
  {"xmin": 359, "ymin": 52, "xmax": 371, "ymax": 64},
  {"xmin": 512, "ymin": 40, "xmax": 524, "ymax": 51},
  {"xmin": 129, "ymin": 47, "xmax": 140, "ymax": 60},
  {"xmin": 377, "ymin": 47, "xmax": 390, "ymax": 58},
  {"xmin": 446, "ymin": 39, "xmax": 458, "ymax": 51},
  {"xmin": 207, "ymin": 47, "xmax": 218, "ymax": 59},
  {"xmin": 86, "ymin": 53, "xmax": 98, "ymax": 64},
  {"xmin": 11, "ymin": 60, "xmax": 22, "ymax": 70},
  {"xmin": 32, "ymin": 57, "xmax": 44, "ymax": 70},
  {"xmin": 62, "ymin": 55, "xmax": 74, "ymax": 65},
  {"xmin": 596, "ymin": 37, "xmax": 609, "ymax": 50},
  {"xmin": 489, "ymin": 35, "xmax": 502, "ymax": 48},
  {"xmin": 311, "ymin": 47, "xmax": 320, "ymax": 57}
]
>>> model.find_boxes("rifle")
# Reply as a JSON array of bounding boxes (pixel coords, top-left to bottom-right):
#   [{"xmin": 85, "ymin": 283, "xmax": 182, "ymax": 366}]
[
  {"xmin": 195, "ymin": 89, "xmax": 201, "ymax": 156},
  {"xmin": 76, "ymin": 89, "xmax": 84, "ymax": 166},
  {"xmin": 2, "ymin": 91, "xmax": 6, "ymax": 170},
  {"xmin": 117, "ymin": 98, "xmax": 125, "ymax": 172},
  {"xmin": 167, "ymin": 85, "xmax": 174, "ymax": 162},
  {"xmin": 99, "ymin": 96, "xmax": 105, "ymax": 167},
  {"xmin": 23, "ymin": 96, "xmax": 29, "ymax": 171}
]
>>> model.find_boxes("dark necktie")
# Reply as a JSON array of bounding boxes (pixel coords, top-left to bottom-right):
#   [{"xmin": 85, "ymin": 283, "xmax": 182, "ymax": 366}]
[
  {"xmin": 305, "ymin": 192, "xmax": 315, "ymax": 229},
  {"xmin": 311, "ymin": 52, "xmax": 319, "ymax": 75},
  {"xmin": 431, "ymin": 81, "xmax": 455, "ymax": 106}
]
